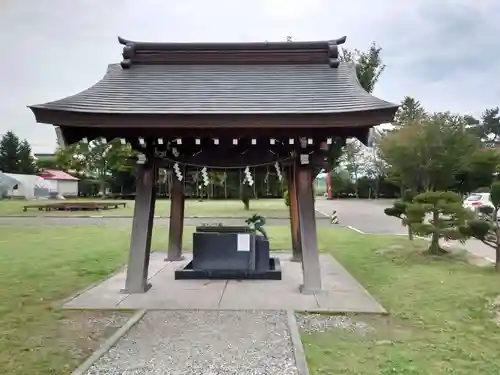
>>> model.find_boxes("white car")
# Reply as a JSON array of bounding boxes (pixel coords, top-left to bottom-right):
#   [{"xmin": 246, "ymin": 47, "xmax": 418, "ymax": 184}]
[{"xmin": 463, "ymin": 193, "xmax": 499, "ymax": 218}]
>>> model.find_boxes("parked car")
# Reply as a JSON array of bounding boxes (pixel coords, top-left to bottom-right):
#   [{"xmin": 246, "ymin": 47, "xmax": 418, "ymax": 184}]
[{"xmin": 463, "ymin": 193, "xmax": 500, "ymax": 219}]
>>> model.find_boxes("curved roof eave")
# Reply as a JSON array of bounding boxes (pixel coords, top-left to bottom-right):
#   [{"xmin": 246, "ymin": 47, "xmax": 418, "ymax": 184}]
[{"xmin": 29, "ymin": 62, "xmax": 398, "ymax": 125}]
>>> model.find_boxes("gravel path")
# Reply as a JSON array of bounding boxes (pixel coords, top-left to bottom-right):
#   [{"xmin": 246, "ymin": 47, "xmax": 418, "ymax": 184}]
[
  {"xmin": 84, "ymin": 310, "xmax": 299, "ymax": 375},
  {"xmin": 295, "ymin": 313, "xmax": 374, "ymax": 335}
]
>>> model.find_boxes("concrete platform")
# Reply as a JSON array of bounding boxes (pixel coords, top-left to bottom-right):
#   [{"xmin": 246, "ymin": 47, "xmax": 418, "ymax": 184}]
[{"xmin": 63, "ymin": 252, "xmax": 386, "ymax": 313}]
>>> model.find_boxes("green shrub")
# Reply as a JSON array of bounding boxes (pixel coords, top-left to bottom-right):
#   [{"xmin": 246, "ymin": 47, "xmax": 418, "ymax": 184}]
[
  {"xmin": 408, "ymin": 191, "xmax": 471, "ymax": 254},
  {"xmin": 384, "ymin": 189, "xmax": 416, "ymax": 240},
  {"xmin": 283, "ymin": 188, "xmax": 290, "ymax": 207}
]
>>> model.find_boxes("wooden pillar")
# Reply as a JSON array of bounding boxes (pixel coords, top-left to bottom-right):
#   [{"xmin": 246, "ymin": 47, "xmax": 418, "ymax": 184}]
[
  {"xmin": 296, "ymin": 164, "xmax": 322, "ymax": 294},
  {"xmin": 122, "ymin": 159, "xmax": 156, "ymax": 293},
  {"xmin": 287, "ymin": 164, "xmax": 302, "ymax": 262},
  {"xmin": 166, "ymin": 177, "xmax": 185, "ymax": 261}
]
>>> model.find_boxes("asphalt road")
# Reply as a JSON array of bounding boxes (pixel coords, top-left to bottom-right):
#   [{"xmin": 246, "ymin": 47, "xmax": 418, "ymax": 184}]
[{"xmin": 315, "ymin": 198, "xmax": 405, "ymax": 234}]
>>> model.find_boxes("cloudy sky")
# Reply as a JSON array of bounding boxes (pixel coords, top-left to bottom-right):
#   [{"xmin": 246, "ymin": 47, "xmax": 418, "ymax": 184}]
[{"xmin": 1, "ymin": 0, "xmax": 499, "ymax": 153}]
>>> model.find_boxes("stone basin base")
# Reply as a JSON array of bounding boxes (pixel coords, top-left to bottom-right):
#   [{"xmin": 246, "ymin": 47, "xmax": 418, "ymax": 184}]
[{"xmin": 174, "ymin": 257, "xmax": 282, "ymax": 280}]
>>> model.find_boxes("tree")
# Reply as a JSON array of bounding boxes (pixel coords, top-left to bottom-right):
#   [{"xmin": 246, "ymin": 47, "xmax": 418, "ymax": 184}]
[
  {"xmin": 418, "ymin": 113, "xmax": 479, "ymax": 191},
  {"xmin": 462, "ymin": 182, "xmax": 500, "ymax": 271},
  {"xmin": 241, "ymin": 182, "xmax": 251, "ymax": 210},
  {"xmin": 208, "ymin": 171, "xmax": 227, "ymax": 199},
  {"xmin": 384, "ymin": 189, "xmax": 416, "ymax": 240},
  {"xmin": 324, "ymin": 42, "xmax": 387, "ymax": 198},
  {"xmin": 0, "ymin": 131, "xmax": 21, "ymax": 173},
  {"xmin": 17, "ymin": 140, "xmax": 37, "ymax": 174},
  {"xmin": 84, "ymin": 138, "xmax": 135, "ymax": 195},
  {"xmin": 364, "ymin": 129, "xmax": 389, "ymax": 198},
  {"xmin": 468, "ymin": 107, "xmax": 500, "ymax": 147},
  {"xmin": 454, "ymin": 148, "xmax": 500, "ymax": 195},
  {"xmin": 379, "ymin": 98, "xmax": 428, "ymax": 191},
  {"xmin": 379, "ymin": 122, "xmax": 422, "ymax": 193},
  {"xmin": 393, "ymin": 96, "xmax": 427, "ymax": 127},
  {"xmin": 325, "ymin": 137, "xmax": 347, "ymax": 199},
  {"xmin": 340, "ymin": 41, "xmax": 385, "ymax": 94},
  {"xmin": 55, "ymin": 138, "xmax": 134, "ymax": 195},
  {"xmin": 381, "ymin": 112, "xmax": 480, "ymax": 193},
  {"xmin": 464, "ymin": 114, "xmax": 480, "ymax": 127},
  {"xmin": 0, "ymin": 131, "xmax": 37, "ymax": 174},
  {"xmin": 407, "ymin": 191, "xmax": 471, "ymax": 254},
  {"xmin": 36, "ymin": 155, "xmax": 59, "ymax": 170},
  {"xmin": 340, "ymin": 139, "xmax": 364, "ymax": 197},
  {"xmin": 329, "ymin": 169, "xmax": 351, "ymax": 198},
  {"xmin": 379, "ymin": 97, "xmax": 427, "ymax": 192},
  {"xmin": 55, "ymin": 143, "xmax": 86, "ymax": 173}
]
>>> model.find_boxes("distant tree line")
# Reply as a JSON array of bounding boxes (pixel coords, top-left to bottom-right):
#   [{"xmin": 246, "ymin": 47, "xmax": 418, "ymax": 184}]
[
  {"xmin": 380, "ymin": 99, "xmax": 500, "ymax": 196},
  {"xmin": 0, "ymin": 131, "xmax": 37, "ymax": 175},
  {"xmin": 38, "ymin": 138, "xmax": 284, "ymax": 199},
  {"xmin": 331, "ymin": 99, "xmax": 500, "ymax": 200},
  {"xmin": 322, "ymin": 40, "xmax": 500, "ymax": 199},
  {"xmin": 0, "ymin": 131, "xmax": 284, "ymax": 200}
]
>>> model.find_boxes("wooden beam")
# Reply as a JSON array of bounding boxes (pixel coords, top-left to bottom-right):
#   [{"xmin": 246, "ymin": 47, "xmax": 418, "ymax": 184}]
[
  {"xmin": 296, "ymin": 164, "xmax": 322, "ymax": 294},
  {"xmin": 152, "ymin": 138, "xmax": 298, "ymax": 167},
  {"xmin": 32, "ymin": 109, "xmax": 396, "ymax": 130},
  {"xmin": 166, "ymin": 177, "xmax": 185, "ymax": 261},
  {"xmin": 287, "ymin": 164, "xmax": 302, "ymax": 262},
  {"xmin": 155, "ymin": 152, "xmax": 294, "ymax": 169},
  {"xmin": 57, "ymin": 127, "xmax": 373, "ymax": 151},
  {"xmin": 122, "ymin": 160, "xmax": 156, "ymax": 293}
]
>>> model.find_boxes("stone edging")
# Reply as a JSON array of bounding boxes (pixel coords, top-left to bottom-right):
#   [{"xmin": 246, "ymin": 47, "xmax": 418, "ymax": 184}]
[
  {"xmin": 70, "ymin": 309, "xmax": 146, "ymax": 375},
  {"xmin": 287, "ymin": 310, "xmax": 310, "ymax": 375}
]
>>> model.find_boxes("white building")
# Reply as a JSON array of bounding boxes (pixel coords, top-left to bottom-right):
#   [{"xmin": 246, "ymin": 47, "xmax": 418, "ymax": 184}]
[
  {"xmin": 0, "ymin": 172, "xmax": 50, "ymax": 199},
  {"xmin": 38, "ymin": 169, "xmax": 79, "ymax": 197}
]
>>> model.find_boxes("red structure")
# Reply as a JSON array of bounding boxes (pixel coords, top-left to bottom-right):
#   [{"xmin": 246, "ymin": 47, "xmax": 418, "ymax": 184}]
[
  {"xmin": 38, "ymin": 169, "xmax": 79, "ymax": 181},
  {"xmin": 326, "ymin": 171, "xmax": 333, "ymax": 199}
]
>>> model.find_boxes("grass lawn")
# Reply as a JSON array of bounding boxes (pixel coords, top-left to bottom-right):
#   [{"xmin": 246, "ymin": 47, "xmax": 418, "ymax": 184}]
[
  {"xmin": 1, "ymin": 224, "xmax": 500, "ymax": 374},
  {"xmin": 0, "ymin": 198, "xmax": 289, "ymax": 218},
  {"xmin": 303, "ymin": 239, "xmax": 500, "ymax": 375}
]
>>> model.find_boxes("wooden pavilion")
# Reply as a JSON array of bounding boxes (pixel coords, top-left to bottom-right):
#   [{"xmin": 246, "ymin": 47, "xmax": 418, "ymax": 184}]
[{"xmin": 29, "ymin": 36, "xmax": 398, "ymax": 294}]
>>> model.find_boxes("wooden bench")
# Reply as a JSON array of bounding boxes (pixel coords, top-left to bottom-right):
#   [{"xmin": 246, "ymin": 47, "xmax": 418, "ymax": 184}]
[
  {"xmin": 22, "ymin": 204, "xmax": 49, "ymax": 212},
  {"xmin": 102, "ymin": 202, "xmax": 127, "ymax": 209},
  {"xmin": 22, "ymin": 201, "xmax": 127, "ymax": 212},
  {"xmin": 61, "ymin": 204, "xmax": 102, "ymax": 211}
]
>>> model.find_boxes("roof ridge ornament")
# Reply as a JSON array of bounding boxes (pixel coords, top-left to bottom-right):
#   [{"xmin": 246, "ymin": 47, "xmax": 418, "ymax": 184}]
[
  {"xmin": 327, "ymin": 36, "xmax": 347, "ymax": 69},
  {"xmin": 119, "ymin": 37, "xmax": 136, "ymax": 69}
]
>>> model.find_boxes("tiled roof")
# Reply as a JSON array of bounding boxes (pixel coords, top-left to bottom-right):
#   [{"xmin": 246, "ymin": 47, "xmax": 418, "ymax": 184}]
[
  {"xmin": 40, "ymin": 169, "xmax": 79, "ymax": 181},
  {"xmin": 29, "ymin": 62, "xmax": 397, "ymax": 115}
]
